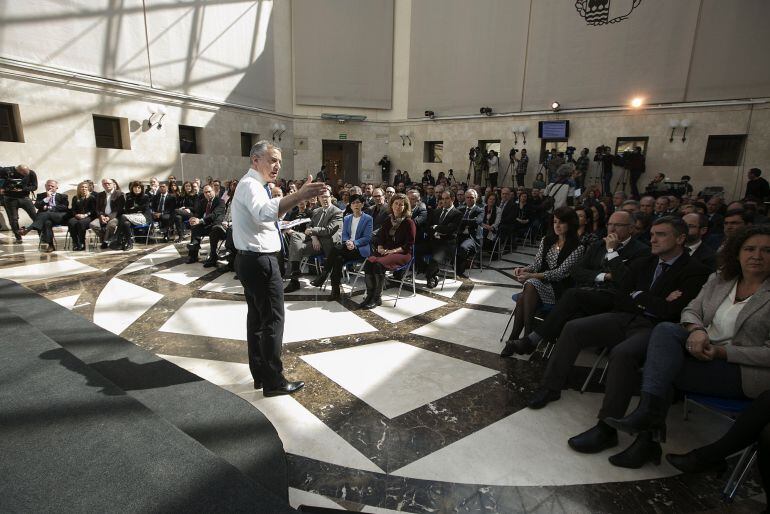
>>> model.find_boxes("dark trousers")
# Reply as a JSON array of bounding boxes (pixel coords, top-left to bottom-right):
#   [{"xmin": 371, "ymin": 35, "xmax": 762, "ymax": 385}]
[
  {"xmin": 190, "ymin": 222, "xmax": 212, "ymax": 246},
  {"xmin": 236, "ymin": 252, "xmax": 286, "ymax": 388},
  {"xmin": 603, "ymin": 172, "xmax": 613, "ymax": 197},
  {"xmin": 67, "ymin": 216, "xmax": 92, "ymax": 246},
  {"xmin": 207, "ymin": 224, "xmax": 227, "ymax": 262},
  {"xmin": 516, "ymin": 173, "xmax": 526, "ymax": 187},
  {"xmin": 456, "ymin": 236, "xmax": 477, "ymax": 275},
  {"xmin": 154, "ymin": 213, "xmax": 173, "ymax": 235},
  {"xmin": 425, "ymin": 239, "xmax": 455, "ymax": 280},
  {"xmin": 630, "ymin": 171, "xmax": 643, "ymax": 199},
  {"xmin": 488, "ymin": 173, "xmax": 498, "ymax": 188},
  {"xmin": 642, "ymin": 322, "xmax": 745, "ymax": 400},
  {"xmin": 29, "ymin": 211, "xmax": 67, "ymax": 244},
  {"xmin": 4, "ymin": 196, "xmax": 36, "ymax": 237},
  {"xmin": 174, "ymin": 209, "xmax": 192, "ymax": 236},
  {"xmin": 696, "ymin": 390, "xmax": 770, "ymax": 497},
  {"xmin": 542, "ymin": 312, "xmax": 656, "ymax": 419},
  {"xmin": 535, "ymin": 288, "xmax": 616, "ymax": 341},
  {"xmin": 326, "ymin": 244, "xmax": 363, "ymax": 287}
]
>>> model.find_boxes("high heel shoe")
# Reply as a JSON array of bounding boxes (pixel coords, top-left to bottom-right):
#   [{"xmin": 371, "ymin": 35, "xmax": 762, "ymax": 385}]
[{"xmin": 666, "ymin": 450, "xmax": 727, "ymax": 475}]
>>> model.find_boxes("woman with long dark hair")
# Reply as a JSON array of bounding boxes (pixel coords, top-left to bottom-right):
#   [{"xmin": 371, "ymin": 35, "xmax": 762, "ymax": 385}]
[
  {"xmin": 359, "ymin": 193, "xmax": 415, "ymax": 309},
  {"xmin": 575, "ymin": 205, "xmax": 598, "ymax": 247},
  {"xmin": 501, "ymin": 206, "xmax": 585, "ymax": 354},
  {"xmin": 113, "ymin": 180, "xmax": 150, "ymax": 251},
  {"xmin": 173, "ymin": 181, "xmax": 197, "ymax": 242},
  {"xmin": 480, "ymin": 191, "xmax": 501, "ymax": 250},
  {"xmin": 67, "ymin": 181, "xmax": 96, "ymax": 251}
]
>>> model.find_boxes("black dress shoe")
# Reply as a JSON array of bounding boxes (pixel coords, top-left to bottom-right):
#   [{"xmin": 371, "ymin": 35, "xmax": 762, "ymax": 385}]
[
  {"xmin": 425, "ymin": 277, "xmax": 438, "ymax": 289},
  {"xmin": 568, "ymin": 422, "xmax": 619, "ymax": 454},
  {"xmin": 283, "ymin": 279, "xmax": 301, "ymax": 294},
  {"xmin": 666, "ymin": 451, "xmax": 727, "ymax": 474},
  {"xmin": 100, "ymin": 242, "xmax": 108, "ymax": 249},
  {"xmin": 202, "ymin": 259, "xmax": 217, "ymax": 268},
  {"xmin": 513, "ymin": 337, "xmax": 538, "ymax": 355},
  {"xmin": 310, "ymin": 275, "xmax": 327, "ymax": 287},
  {"xmin": 263, "ymin": 381, "xmax": 304, "ymax": 397},
  {"xmin": 327, "ymin": 287, "xmax": 341, "ymax": 301},
  {"xmin": 500, "ymin": 340, "xmax": 517, "ymax": 357},
  {"xmin": 608, "ymin": 433, "xmax": 662, "ymax": 469},
  {"xmin": 186, "ymin": 255, "xmax": 198, "ymax": 264},
  {"xmin": 457, "ymin": 273, "xmax": 469, "ymax": 279},
  {"xmin": 174, "ymin": 237, "xmax": 184, "ymax": 243},
  {"xmin": 253, "ymin": 381, "xmax": 263, "ymax": 390},
  {"xmin": 527, "ymin": 388, "xmax": 561, "ymax": 409}
]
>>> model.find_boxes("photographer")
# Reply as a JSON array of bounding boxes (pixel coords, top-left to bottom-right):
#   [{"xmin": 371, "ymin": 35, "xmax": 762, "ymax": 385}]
[
  {"xmin": 486, "ymin": 150, "xmax": 499, "ymax": 188},
  {"xmin": 594, "ymin": 146, "xmax": 614, "ymax": 196},
  {"xmin": 377, "ymin": 155, "xmax": 391, "ymax": 184},
  {"xmin": 574, "ymin": 148, "xmax": 590, "ymax": 191},
  {"xmin": 0, "ymin": 164, "xmax": 38, "ymax": 243},
  {"xmin": 626, "ymin": 146, "xmax": 646, "ymax": 199},
  {"xmin": 472, "ymin": 146, "xmax": 485, "ymax": 185},
  {"xmin": 514, "ymin": 149, "xmax": 529, "ymax": 187},
  {"xmin": 546, "ymin": 149, "xmax": 564, "ymax": 184}
]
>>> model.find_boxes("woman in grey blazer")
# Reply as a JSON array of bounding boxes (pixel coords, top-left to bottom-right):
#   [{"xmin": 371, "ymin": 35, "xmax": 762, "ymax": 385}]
[{"xmin": 604, "ymin": 225, "xmax": 770, "ymax": 468}]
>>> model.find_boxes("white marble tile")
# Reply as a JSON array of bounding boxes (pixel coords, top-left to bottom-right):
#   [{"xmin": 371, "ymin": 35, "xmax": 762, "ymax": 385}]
[
  {"xmin": 51, "ymin": 293, "xmax": 81, "ymax": 310},
  {"xmin": 117, "ymin": 244, "xmax": 181, "ymax": 276},
  {"xmin": 152, "ymin": 261, "xmax": 213, "ymax": 285},
  {"xmin": 413, "ymin": 276, "xmax": 462, "ymax": 299},
  {"xmin": 301, "ymin": 340, "xmax": 498, "ymax": 419},
  {"xmin": 370, "ymin": 293, "xmax": 446, "ymax": 323},
  {"xmin": 283, "ymin": 276, "xmax": 324, "ymax": 296},
  {"xmin": 411, "ymin": 308, "xmax": 511, "ymax": 354},
  {"xmin": 466, "ymin": 284, "xmax": 520, "ymax": 308},
  {"xmin": 391, "ymin": 390, "xmax": 732, "ymax": 487},
  {"xmin": 158, "ymin": 354, "xmax": 384, "ymax": 473},
  {"xmin": 468, "ymin": 269, "xmax": 519, "ymax": 286},
  {"xmin": 161, "ymin": 298, "xmax": 377, "ymax": 344},
  {"xmin": 289, "ymin": 489, "xmax": 345, "ymax": 511},
  {"xmin": 93, "ymin": 277, "xmax": 164, "ymax": 335},
  {"xmin": 0, "ymin": 258, "xmax": 101, "ymax": 283},
  {"xmin": 199, "ymin": 272, "xmax": 244, "ymax": 295}
]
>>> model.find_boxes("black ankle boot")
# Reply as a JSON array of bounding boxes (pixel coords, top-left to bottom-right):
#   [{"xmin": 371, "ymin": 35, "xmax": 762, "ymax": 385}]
[
  {"xmin": 604, "ymin": 392, "xmax": 668, "ymax": 441},
  {"xmin": 608, "ymin": 432, "xmax": 662, "ymax": 469},
  {"xmin": 666, "ymin": 450, "xmax": 727, "ymax": 475},
  {"xmin": 311, "ymin": 271, "xmax": 329, "ymax": 288},
  {"xmin": 371, "ymin": 273, "xmax": 384, "ymax": 307},
  {"xmin": 360, "ymin": 274, "xmax": 378, "ymax": 309}
]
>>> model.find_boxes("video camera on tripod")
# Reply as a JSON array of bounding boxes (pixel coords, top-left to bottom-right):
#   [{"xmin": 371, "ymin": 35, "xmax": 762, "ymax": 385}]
[{"xmin": 509, "ymin": 148, "xmax": 518, "ymax": 161}]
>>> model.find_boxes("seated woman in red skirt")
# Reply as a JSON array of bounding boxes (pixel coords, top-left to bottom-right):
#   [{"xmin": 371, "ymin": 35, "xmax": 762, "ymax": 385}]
[{"xmin": 359, "ymin": 193, "xmax": 416, "ymax": 309}]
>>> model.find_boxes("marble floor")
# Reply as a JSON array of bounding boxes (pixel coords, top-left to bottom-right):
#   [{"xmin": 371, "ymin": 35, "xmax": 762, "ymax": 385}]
[{"xmin": 1, "ymin": 231, "xmax": 766, "ymax": 513}]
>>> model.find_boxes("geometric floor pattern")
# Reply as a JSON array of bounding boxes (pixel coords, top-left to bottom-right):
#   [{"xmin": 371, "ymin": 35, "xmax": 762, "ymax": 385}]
[{"xmin": 1, "ymin": 233, "xmax": 765, "ymax": 513}]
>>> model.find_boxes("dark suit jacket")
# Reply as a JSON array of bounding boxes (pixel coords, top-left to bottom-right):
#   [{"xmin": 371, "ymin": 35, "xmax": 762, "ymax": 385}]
[
  {"xmin": 571, "ymin": 238, "xmax": 651, "ymax": 288},
  {"xmin": 151, "ymin": 193, "xmax": 177, "ymax": 215},
  {"xmin": 457, "ymin": 204, "xmax": 483, "ymax": 240},
  {"xmin": 411, "ymin": 201, "xmax": 428, "ymax": 242},
  {"xmin": 689, "ymin": 241, "xmax": 717, "ymax": 272},
  {"xmin": 614, "ymin": 252, "xmax": 711, "ymax": 322},
  {"xmin": 193, "ymin": 195, "xmax": 226, "ymax": 226},
  {"xmin": 70, "ymin": 195, "xmax": 97, "ymax": 218},
  {"xmin": 123, "ymin": 193, "xmax": 152, "ymax": 218},
  {"xmin": 424, "ymin": 195, "xmax": 437, "ymax": 210},
  {"xmin": 34, "ymin": 192, "xmax": 69, "ymax": 213},
  {"xmin": 427, "ymin": 206, "xmax": 462, "ymax": 242},
  {"xmin": 499, "ymin": 200, "xmax": 518, "ymax": 227},
  {"xmin": 365, "ymin": 204, "xmax": 390, "ymax": 236},
  {"xmin": 95, "ymin": 190, "xmax": 125, "ymax": 219}
]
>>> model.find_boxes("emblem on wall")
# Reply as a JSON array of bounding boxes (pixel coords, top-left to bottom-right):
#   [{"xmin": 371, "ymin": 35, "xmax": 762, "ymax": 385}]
[{"xmin": 575, "ymin": 0, "xmax": 642, "ymax": 25}]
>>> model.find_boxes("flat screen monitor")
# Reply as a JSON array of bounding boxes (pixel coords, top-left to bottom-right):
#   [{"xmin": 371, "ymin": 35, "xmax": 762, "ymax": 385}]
[{"xmin": 538, "ymin": 120, "xmax": 570, "ymax": 139}]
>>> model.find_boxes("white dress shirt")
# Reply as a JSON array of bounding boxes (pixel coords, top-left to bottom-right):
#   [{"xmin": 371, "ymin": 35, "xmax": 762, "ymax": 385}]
[
  {"xmin": 707, "ymin": 282, "xmax": 749, "ymax": 343},
  {"xmin": 350, "ymin": 214, "xmax": 361, "ymax": 240},
  {"xmin": 105, "ymin": 193, "xmax": 112, "ymax": 215},
  {"xmin": 232, "ymin": 168, "xmax": 282, "ymax": 252}
]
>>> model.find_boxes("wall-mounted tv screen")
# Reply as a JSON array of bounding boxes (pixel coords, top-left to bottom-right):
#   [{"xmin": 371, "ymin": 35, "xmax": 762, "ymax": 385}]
[{"xmin": 538, "ymin": 120, "xmax": 570, "ymax": 139}]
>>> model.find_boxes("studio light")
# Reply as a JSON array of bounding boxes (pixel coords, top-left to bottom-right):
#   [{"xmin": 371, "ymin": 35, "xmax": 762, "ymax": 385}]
[
  {"xmin": 551, "ymin": 101, "xmax": 561, "ymax": 112},
  {"xmin": 630, "ymin": 97, "xmax": 644, "ymax": 109}
]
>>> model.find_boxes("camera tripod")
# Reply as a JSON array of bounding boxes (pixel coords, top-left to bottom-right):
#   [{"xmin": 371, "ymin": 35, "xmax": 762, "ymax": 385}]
[
  {"xmin": 501, "ymin": 157, "xmax": 514, "ymax": 186},
  {"xmin": 613, "ymin": 166, "xmax": 630, "ymax": 195}
]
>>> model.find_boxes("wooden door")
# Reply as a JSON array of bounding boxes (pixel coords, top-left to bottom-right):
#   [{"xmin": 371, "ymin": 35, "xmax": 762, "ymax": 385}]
[{"xmin": 322, "ymin": 141, "xmax": 344, "ymax": 185}]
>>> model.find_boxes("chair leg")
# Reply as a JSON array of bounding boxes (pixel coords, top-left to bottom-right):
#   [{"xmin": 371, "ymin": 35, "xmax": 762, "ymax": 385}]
[
  {"xmin": 500, "ymin": 310, "xmax": 515, "ymax": 343},
  {"xmin": 580, "ymin": 347, "xmax": 608, "ymax": 393}
]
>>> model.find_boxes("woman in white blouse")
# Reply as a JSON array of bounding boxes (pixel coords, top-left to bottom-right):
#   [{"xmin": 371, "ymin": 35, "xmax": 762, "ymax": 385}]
[{"xmin": 605, "ymin": 225, "xmax": 770, "ymax": 464}]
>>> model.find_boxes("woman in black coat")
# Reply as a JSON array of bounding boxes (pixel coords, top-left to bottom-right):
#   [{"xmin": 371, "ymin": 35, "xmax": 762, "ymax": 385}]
[{"xmin": 67, "ymin": 181, "xmax": 97, "ymax": 250}]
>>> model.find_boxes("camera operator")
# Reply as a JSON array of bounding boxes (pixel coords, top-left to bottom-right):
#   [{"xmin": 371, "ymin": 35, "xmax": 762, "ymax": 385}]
[
  {"xmin": 378, "ymin": 155, "xmax": 391, "ymax": 184},
  {"xmin": 486, "ymin": 150, "xmax": 499, "ymax": 188},
  {"xmin": 471, "ymin": 146, "xmax": 485, "ymax": 185},
  {"xmin": 626, "ymin": 146, "xmax": 646, "ymax": 199},
  {"xmin": 574, "ymin": 148, "xmax": 590, "ymax": 191},
  {"xmin": 0, "ymin": 164, "xmax": 38, "ymax": 243},
  {"xmin": 514, "ymin": 149, "xmax": 529, "ymax": 187},
  {"xmin": 594, "ymin": 146, "xmax": 614, "ymax": 196},
  {"xmin": 546, "ymin": 149, "xmax": 564, "ymax": 184}
]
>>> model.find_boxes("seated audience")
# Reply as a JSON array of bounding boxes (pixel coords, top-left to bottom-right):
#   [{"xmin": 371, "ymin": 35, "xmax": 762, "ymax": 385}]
[
  {"xmin": 359, "ymin": 193, "xmax": 416, "ymax": 309},
  {"xmin": 575, "ymin": 205, "xmax": 598, "ymax": 248},
  {"xmin": 683, "ymin": 212, "xmax": 717, "ymax": 271},
  {"xmin": 91, "ymin": 178, "xmax": 124, "ymax": 249},
  {"xmin": 505, "ymin": 206, "xmax": 585, "ymax": 344},
  {"xmin": 313, "ymin": 194, "xmax": 373, "ymax": 300},
  {"xmin": 18, "ymin": 179, "xmax": 69, "ymax": 252},
  {"xmin": 365, "ymin": 188, "xmax": 390, "ymax": 237},
  {"xmin": 173, "ymin": 181, "xmax": 198, "ymax": 242},
  {"xmin": 67, "ymin": 181, "xmax": 96, "ymax": 251},
  {"xmin": 525, "ymin": 217, "xmax": 710, "ymax": 469},
  {"xmin": 113, "ymin": 180, "xmax": 151, "ymax": 251},
  {"xmin": 283, "ymin": 187, "xmax": 343, "ymax": 293},
  {"xmin": 455, "ymin": 189, "xmax": 484, "ymax": 278},
  {"xmin": 502, "ymin": 210, "xmax": 649, "ymax": 356},
  {"xmin": 606, "ymin": 225, "xmax": 770, "ymax": 468},
  {"xmin": 186, "ymin": 184, "xmax": 225, "ymax": 263},
  {"xmin": 480, "ymin": 191, "xmax": 501, "ymax": 251}
]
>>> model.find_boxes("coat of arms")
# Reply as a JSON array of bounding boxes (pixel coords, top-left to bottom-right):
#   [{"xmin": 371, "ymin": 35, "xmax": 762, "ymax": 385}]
[{"xmin": 575, "ymin": 0, "xmax": 642, "ymax": 26}]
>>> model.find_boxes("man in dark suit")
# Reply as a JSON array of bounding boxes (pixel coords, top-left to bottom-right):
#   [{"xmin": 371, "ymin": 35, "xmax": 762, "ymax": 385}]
[
  {"xmin": 90, "ymin": 178, "xmax": 125, "ymax": 248},
  {"xmin": 526, "ymin": 216, "xmax": 710, "ymax": 459},
  {"xmin": 18, "ymin": 179, "xmax": 68, "ymax": 252},
  {"xmin": 455, "ymin": 189, "xmax": 484, "ymax": 278},
  {"xmin": 502, "ymin": 210, "xmax": 650, "ymax": 356},
  {"xmin": 186, "ymin": 184, "xmax": 225, "ymax": 263},
  {"xmin": 0, "ymin": 164, "xmax": 38, "ymax": 243},
  {"xmin": 423, "ymin": 185, "xmax": 438, "ymax": 211},
  {"xmin": 151, "ymin": 182, "xmax": 176, "ymax": 241},
  {"xmin": 424, "ymin": 191, "xmax": 462, "ymax": 288},
  {"xmin": 284, "ymin": 187, "xmax": 343, "ymax": 293},
  {"xmin": 407, "ymin": 189, "xmax": 429, "ymax": 273},
  {"xmin": 365, "ymin": 188, "xmax": 390, "ymax": 238},
  {"xmin": 683, "ymin": 212, "xmax": 717, "ymax": 272},
  {"xmin": 496, "ymin": 187, "xmax": 518, "ymax": 250}
]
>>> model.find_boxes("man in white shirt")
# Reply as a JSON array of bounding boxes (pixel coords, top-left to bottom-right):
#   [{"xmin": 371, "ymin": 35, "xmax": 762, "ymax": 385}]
[{"xmin": 233, "ymin": 140, "xmax": 326, "ymax": 396}]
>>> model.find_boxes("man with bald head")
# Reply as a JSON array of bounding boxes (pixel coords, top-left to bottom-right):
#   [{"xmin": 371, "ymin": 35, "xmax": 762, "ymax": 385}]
[
  {"xmin": 0, "ymin": 164, "xmax": 38, "ymax": 242},
  {"xmin": 503, "ymin": 209, "xmax": 650, "ymax": 356}
]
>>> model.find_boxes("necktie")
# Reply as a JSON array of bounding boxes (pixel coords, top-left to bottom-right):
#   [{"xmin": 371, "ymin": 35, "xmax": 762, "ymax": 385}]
[
  {"xmin": 205, "ymin": 200, "xmax": 212, "ymax": 215},
  {"xmin": 160, "ymin": 195, "xmax": 166, "ymax": 212},
  {"xmin": 650, "ymin": 262, "xmax": 670, "ymax": 288},
  {"xmin": 440, "ymin": 209, "xmax": 447, "ymax": 223},
  {"xmin": 48, "ymin": 194, "xmax": 55, "ymax": 209}
]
